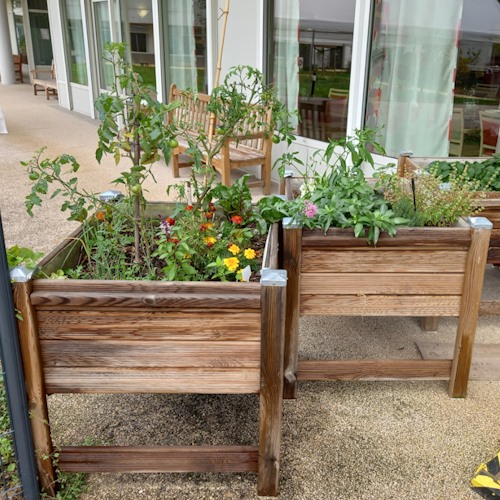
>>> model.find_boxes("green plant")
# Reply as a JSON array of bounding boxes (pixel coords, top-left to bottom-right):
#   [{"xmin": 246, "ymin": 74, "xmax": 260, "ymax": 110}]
[
  {"xmin": 7, "ymin": 245, "xmax": 44, "ymax": 269},
  {"xmin": 377, "ymin": 164, "xmax": 484, "ymax": 227},
  {"xmin": 428, "ymin": 155, "xmax": 500, "ymax": 191},
  {"xmin": 267, "ymin": 129, "xmax": 408, "ymax": 245},
  {"xmin": 0, "ymin": 380, "xmax": 20, "ymax": 493}
]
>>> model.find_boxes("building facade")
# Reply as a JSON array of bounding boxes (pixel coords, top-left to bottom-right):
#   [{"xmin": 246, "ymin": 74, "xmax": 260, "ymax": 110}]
[{"xmin": 3, "ymin": 0, "xmax": 500, "ymax": 168}]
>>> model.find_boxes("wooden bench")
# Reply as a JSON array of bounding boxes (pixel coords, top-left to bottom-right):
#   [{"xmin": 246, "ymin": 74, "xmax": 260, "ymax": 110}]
[
  {"xmin": 167, "ymin": 84, "xmax": 273, "ymax": 195},
  {"xmin": 31, "ymin": 61, "xmax": 58, "ymax": 100},
  {"xmin": 13, "ymin": 54, "xmax": 23, "ymax": 83}
]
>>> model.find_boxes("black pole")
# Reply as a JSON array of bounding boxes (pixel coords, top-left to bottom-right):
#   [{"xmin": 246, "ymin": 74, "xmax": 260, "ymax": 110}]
[{"xmin": 0, "ymin": 211, "xmax": 39, "ymax": 499}]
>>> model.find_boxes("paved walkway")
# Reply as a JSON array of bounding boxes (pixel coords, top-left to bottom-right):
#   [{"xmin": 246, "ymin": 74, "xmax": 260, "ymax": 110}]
[{"xmin": 1, "ymin": 83, "xmax": 500, "ymax": 499}]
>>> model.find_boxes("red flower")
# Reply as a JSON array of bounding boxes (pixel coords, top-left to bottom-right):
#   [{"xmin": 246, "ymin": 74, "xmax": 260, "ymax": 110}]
[
  {"xmin": 186, "ymin": 205, "xmax": 193, "ymax": 211},
  {"xmin": 209, "ymin": 203, "xmax": 216, "ymax": 212},
  {"xmin": 171, "ymin": 238, "xmax": 180, "ymax": 245},
  {"xmin": 205, "ymin": 212, "xmax": 213, "ymax": 219},
  {"xmin": 231, "ymin": 215, "xmax": 243, "ymax": 224},
  {"xmin": 200, "ymin": 223, "xmax": 209, "ymax": 231},
  {"xmin": 167, "ymin": 217, "xmax": 175, "ymax": 226}
]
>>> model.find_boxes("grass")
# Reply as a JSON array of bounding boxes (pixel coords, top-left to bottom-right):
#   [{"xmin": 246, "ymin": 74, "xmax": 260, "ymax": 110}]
[{"xmin": 299, "ymin": 69, "xmax": 350, "ymax": 97}]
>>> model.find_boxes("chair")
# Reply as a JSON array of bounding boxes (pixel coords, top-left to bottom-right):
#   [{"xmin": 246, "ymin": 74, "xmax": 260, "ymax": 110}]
[
  {"xmin": 479, "ymin": 110, "xmax": 500, "ymax": 156},
  {"xmin": 328, "ymin": 88, "xmax": 349, "ymax": 98},
  {"xmin": 13, "ymin": 54, "xmax": 23, "ymax": 83},
  {"xmin": 449, "ymin": 108, "xmax": 464, "ymax": 157},
  {"xmin": 31, "ymin": 60, "xmax": 58, "ymax": 100},
  {"xmin": 326, "ymin": 90, "xmax": 349, "ymax": 139},
  {"xmin": 297, "ymin": 100, "xmax": 327, "ymax": 141},
  {"xmin": 475, "ymin": 83, "xmax": 499, "ymax": 99}
]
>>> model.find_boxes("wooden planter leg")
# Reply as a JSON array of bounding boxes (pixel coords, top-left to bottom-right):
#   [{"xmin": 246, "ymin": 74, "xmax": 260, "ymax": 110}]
[
  {"xmin": 420, "ymin": 317, "xmax": 439, "ymax": 332},
  {"xmin": 282, "ymin": 218, "xmax": 301, "ymax": 399},
  {"xmin": 258, "ymin": 270, "xmax": 286, "ymax": 497},
  {"xmin": 12, "ymin": 281, "xmax": 56, "ymax": 496},
  {"xmin": 449, "ymin": 217, "xmax": 492, "ymax": 397}
]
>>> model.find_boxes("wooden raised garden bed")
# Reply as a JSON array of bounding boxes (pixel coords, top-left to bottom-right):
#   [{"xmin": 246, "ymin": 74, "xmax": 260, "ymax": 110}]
[
  {"xmin": 12, "ymin": 222, "xmax": 286, "ymax": 497},
  {"xmin": 282, "ymin": 208, "xmax": 492, "ymax": 400}
]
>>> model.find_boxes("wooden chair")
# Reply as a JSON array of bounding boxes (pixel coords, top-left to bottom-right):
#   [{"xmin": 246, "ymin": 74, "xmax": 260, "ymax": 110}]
[
  {"xmin": 449, "ymin": 108, "xmax": 464, "ymax": 157},
  {"xmin": 326, "ymin": 90, "xmax": 349, "ymax": 139},
  {"xmin": 13, "ymin": 54, "xmax": 23, "ymax": 83},
  {"xmin": 167, "ymin": 84, "xmax": 274, "ymax": 195},
  {"xmin": 31, "ymin": 61, "xmax": 58, "ymax": 100},
  {"xmin": 479, "ymin": 110, "xmax": 500, "ymax": 156},
  {"xmin": 297, "ymin": 100, "xmax": 327, "ymax": 141},
  {"xmin": 475, "ymin": 83, "xmax": 499, "ymax": 99}
]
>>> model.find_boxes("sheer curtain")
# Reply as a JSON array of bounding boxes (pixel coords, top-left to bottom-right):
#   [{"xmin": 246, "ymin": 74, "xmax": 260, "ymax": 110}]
[
  {"xmin": 274, "ymin": 0, "xmax": 299, "ymax": 128},
  {"xmin": 366, "ymin": 0, "xmax": 463, "ymax": 157},
  {"xmin": 167, "ymin": 0, "xmax": 197, "ymax": 90}
]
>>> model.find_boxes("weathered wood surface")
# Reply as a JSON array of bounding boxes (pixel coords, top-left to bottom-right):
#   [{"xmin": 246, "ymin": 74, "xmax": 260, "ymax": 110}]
[
  {"xmin": 297, "ymin": 359, "xmax": 452, "ymax": 381},
  {"xmin": 301, "ymin": 249, "xmax": 468, "ymax": 273},
  {"xmin": 301, "ymin": 227, "xmax": 472, "ymax": 248},
  {"xmin": 258, "ymin": 279, "xmax": 286, "ymax": 497},
  {"xmin": 31, "ymin": 280, "xmax": 261, "ymax": 309},
  {"xmin": 36, "ymin": 309, "xmax": 261, "ymax": 341},
  {"xmin": 12, "ymin": 282, "xmax": 56, "ymax": 496},
  {"xmin": 58, "ymin": 446, "xmax": 258, "ymax": 473},
  {"xmin": 301, "ymin": 273, "xmax": 464, "ymax": 296},
  {"xmin": 282, "ymin": 227, "xmax": 301, "ymax": 399},
  {"xmin": 449, "ymin": 224, "xmax": 491, "ymax": 397},
  {"xmin": 40, "ymin": 340, "xmax": 260, "ymax": 368},
  {"xmin": 261, "ymin": 223, "xmax": 279, "ymax": 271},
  {"xmin": 300, "ymin": 295, "xmax": 462, "ymax": 317}
]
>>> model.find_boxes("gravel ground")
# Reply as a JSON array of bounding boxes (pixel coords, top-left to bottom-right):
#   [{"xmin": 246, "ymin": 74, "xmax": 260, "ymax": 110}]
[{"xmin": 1, "ymin": 84, "xmax": 500, "ymax": 499}]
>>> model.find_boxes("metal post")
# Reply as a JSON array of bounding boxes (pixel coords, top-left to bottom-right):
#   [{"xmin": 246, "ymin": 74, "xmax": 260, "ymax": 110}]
[{"xmin": 0, "ymin": 212, "xmax": 39, "ymax": 498}]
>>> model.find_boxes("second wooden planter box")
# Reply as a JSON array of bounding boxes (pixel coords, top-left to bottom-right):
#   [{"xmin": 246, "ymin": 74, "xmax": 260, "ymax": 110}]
[{"xmin": 282, "ymin": 217, "xmax": 492, "ymax": 400}]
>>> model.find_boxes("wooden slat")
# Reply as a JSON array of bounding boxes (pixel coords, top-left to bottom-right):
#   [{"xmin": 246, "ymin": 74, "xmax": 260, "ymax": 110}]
[
  {"xmin": 44, "ymin": 367, "xmax": 260, "ymax": 394},
  {"xmin": 261, "ymin": 223, "xmax": 279, "ymax": 271},
  {"xmin": 40, "ymin": 340, "xmax": 260, "ymax": 368},
  {"xmin": 297, "ymin": 359, "xmax": 452, "ymax": 381},
  {"xmin": 480, "ymin": 300, "xmax": 500, "ymax": 316},
  {"xmin": 487, "ymin": 247, "xmax": 500, "ymax": 264},
  {"xmin": 450, "ymin": 223, "xmax": 492, "ymax": 397},
  {"xmin": 36, "ymin": 309, "xmax": 261, "ymax": 341},
  {"xmin": 301, "ymin": 273, "xmax": 464, "ymax": 296},
  {"xmin": 12, "ymin": 282, "xmax": 56, "ymax": 496},
  {"xmin": 300, "ymin": 295, "xmax": 462, "ymax": 317},
  {"xmin": 301, "ymin": 249, "xmax": 468, "ymax": 273},
  {"xmin": 301, "ymin": 227, "xmax": 472, "ymax": 248},
  {"xmin": 58, "ymin": 446, "xmax": 258, "ymax": 473}
]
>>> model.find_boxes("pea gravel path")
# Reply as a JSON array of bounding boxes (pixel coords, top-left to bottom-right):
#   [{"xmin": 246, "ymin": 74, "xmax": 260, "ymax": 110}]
[{"xmin": 1, "ymin": 84, "xmax": 500, "ymax": 499}]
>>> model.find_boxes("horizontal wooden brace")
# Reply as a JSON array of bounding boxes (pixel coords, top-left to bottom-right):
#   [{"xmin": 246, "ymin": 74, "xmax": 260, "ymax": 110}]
[
  {"xmin": 297, "ymin": 359, "xmax": 452, "ymax": 381},
  {"xmin": 58, "ymin": 446, "xmax": 259, "ymax": 473}
]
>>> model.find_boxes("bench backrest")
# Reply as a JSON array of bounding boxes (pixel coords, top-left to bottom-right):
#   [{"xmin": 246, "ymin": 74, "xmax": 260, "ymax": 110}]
[{"xmin": 168, "ymin": 84, "xmax": 212, "ymax": 135}]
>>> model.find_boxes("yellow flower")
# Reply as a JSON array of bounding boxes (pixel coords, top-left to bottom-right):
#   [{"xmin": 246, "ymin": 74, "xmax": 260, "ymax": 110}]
[
  {"xmin": 228, "ymin": 244, "xmax": 240, "ymax": 255},
  {"xmin": 244, "ymin": 248, "xmax": 256, "ymax": 259},
  {"xmin": 223, "ymin": 257, "xmax": 239, "ymax": 272},
  {"xmin": 204, "ymin": 236, "xmax": 217, "ymax": 247}
]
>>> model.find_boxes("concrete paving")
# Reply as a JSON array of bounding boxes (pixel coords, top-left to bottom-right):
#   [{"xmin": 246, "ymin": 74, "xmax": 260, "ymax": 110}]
[{"xmin": 1, "ymin": 83, "xmax": 500, "ymax": 500}]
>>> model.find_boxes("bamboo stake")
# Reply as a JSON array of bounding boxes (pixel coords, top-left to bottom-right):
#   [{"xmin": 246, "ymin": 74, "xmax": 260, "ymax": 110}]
[{"xmin": 208, "ymin": 0, "xmax": 230, "ymax": 144}]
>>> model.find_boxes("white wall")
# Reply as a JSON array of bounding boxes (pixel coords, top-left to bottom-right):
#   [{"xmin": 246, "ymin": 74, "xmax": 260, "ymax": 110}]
[{"xmin": 217, "ymin": 0, "xmax": 263, "ymax": 79}]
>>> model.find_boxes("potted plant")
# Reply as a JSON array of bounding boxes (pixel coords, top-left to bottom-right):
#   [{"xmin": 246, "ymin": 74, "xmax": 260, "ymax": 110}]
[
  {"xmin": 260, "ymin": 129, "xmax": 492, "ymax": 399},
  {"xmin": 398, "ymin": 153, "xmax": 500, "ymax": 266},
  {"xmin": 12, "ymin": 43, "xmax": 288, "ymax": 497}
]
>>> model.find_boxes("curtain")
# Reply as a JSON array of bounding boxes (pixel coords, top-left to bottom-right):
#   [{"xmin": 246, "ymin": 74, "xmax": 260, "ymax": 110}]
[
  {"xmin": 167, "ymin": 0, "xmax": 197, "ymax": 90},
  {"xmin": 366, "ymin": 0, "xmax": 463, "ymax": 157},
  {"xmin": 274, "ymin": 0, "xmax": 300, "ymax": 128}
]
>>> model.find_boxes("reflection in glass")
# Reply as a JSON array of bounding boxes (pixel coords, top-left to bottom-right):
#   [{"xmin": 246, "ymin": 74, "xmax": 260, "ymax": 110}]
[
  {"xmin": 273, "ymin": 0, "xmax": 355, "ymax": 141},
  {"xmin": 164, "ymin": 0, "xmax": 207, "ymax": 93},
  {"xmin": 94, "ymin": 1, "xmax": 113, "ymax": 90},
  {"xmin": 366, "ymin": 0, "xmax": 500, "ymax": 157},
  {"xmin": 120, "ymin": 0, "xmax": 156, "ymax": 88},
  {"xmin": 29, "ymin": 11, "xmax": 53, "ymax": 66},
  {"xmin": 63, "ymin": 0, "xmax": 88, "ymax": 85}
]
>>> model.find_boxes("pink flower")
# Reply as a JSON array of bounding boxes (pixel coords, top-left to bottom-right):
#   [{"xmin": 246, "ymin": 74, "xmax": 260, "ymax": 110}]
[{"xmin": 303, "ymin": 201, "xmax": 318, "ymax": 218}]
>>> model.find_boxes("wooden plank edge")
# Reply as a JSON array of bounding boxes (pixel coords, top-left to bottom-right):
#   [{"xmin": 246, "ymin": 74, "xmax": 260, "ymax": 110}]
[
  {"xmin": 297, "ymin": 359, "xmax": 452, "ymax": 381},
  {"xmin": 58, "ymin": 446, "xmax": 259, "ymax": 473}
]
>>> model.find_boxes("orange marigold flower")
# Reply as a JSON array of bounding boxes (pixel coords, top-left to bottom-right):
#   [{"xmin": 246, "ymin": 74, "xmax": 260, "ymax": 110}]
[
  {"xmin": 223, "ymin": 257, "xmax": 239, "ymax": 272},
  {"xmin": 96, "ymin": 211, "xmax": 106, "ymax": 221},
  {"xmin": 209, "ymin": 202, "xmax": 216, "ymax": 212},
  {"xmin": 231, "ymin": 215, "xmax": 243, "ymax": 224},
  {"xmin": 185, "ymin": 205, "xmax": 193, "ymax": 211},
  {"xmin": 205, "ymin": 212, "xmax": 213, "ymax": 219},
  {"xmin": 200, "ymin": 223, "xmax": 209, "ymax": 231},
  {"xmin": 228, "ymin": 244, "xmax": 240, "ymax": 255},
  {"xmin": 244, "ymin": 248, "xmax": 256, "ymax": 259},
  {"xmin": 167, "ymin": 217, "xmax": 175, "ymax": 226}
]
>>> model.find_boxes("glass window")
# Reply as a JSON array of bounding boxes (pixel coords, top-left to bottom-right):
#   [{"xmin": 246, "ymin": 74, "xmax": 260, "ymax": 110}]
[
  {"xmin": 63, "ymin": 0, "xmax": 88, "ymax": 85},
  {"xmin": 120, "ymin": 1, "xmax": 156, "ymax": 88},
  {"xmin": 164, "ymin": 0, "xmax": 207, "ymax": 93},
  {"xmin": 93, "ymin": 0, "xmax": 113, "ymax": 90},
  {"xmin": 27, "ymin": 0, "xmax": 53, "ymax": 67},
  {"xmin": 273, "ymin": 0, "xmax": 356, "ymax": 141},
  {"xmin": 365, "ymin": 0, "xmax": 500, "ymax": 158}
]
